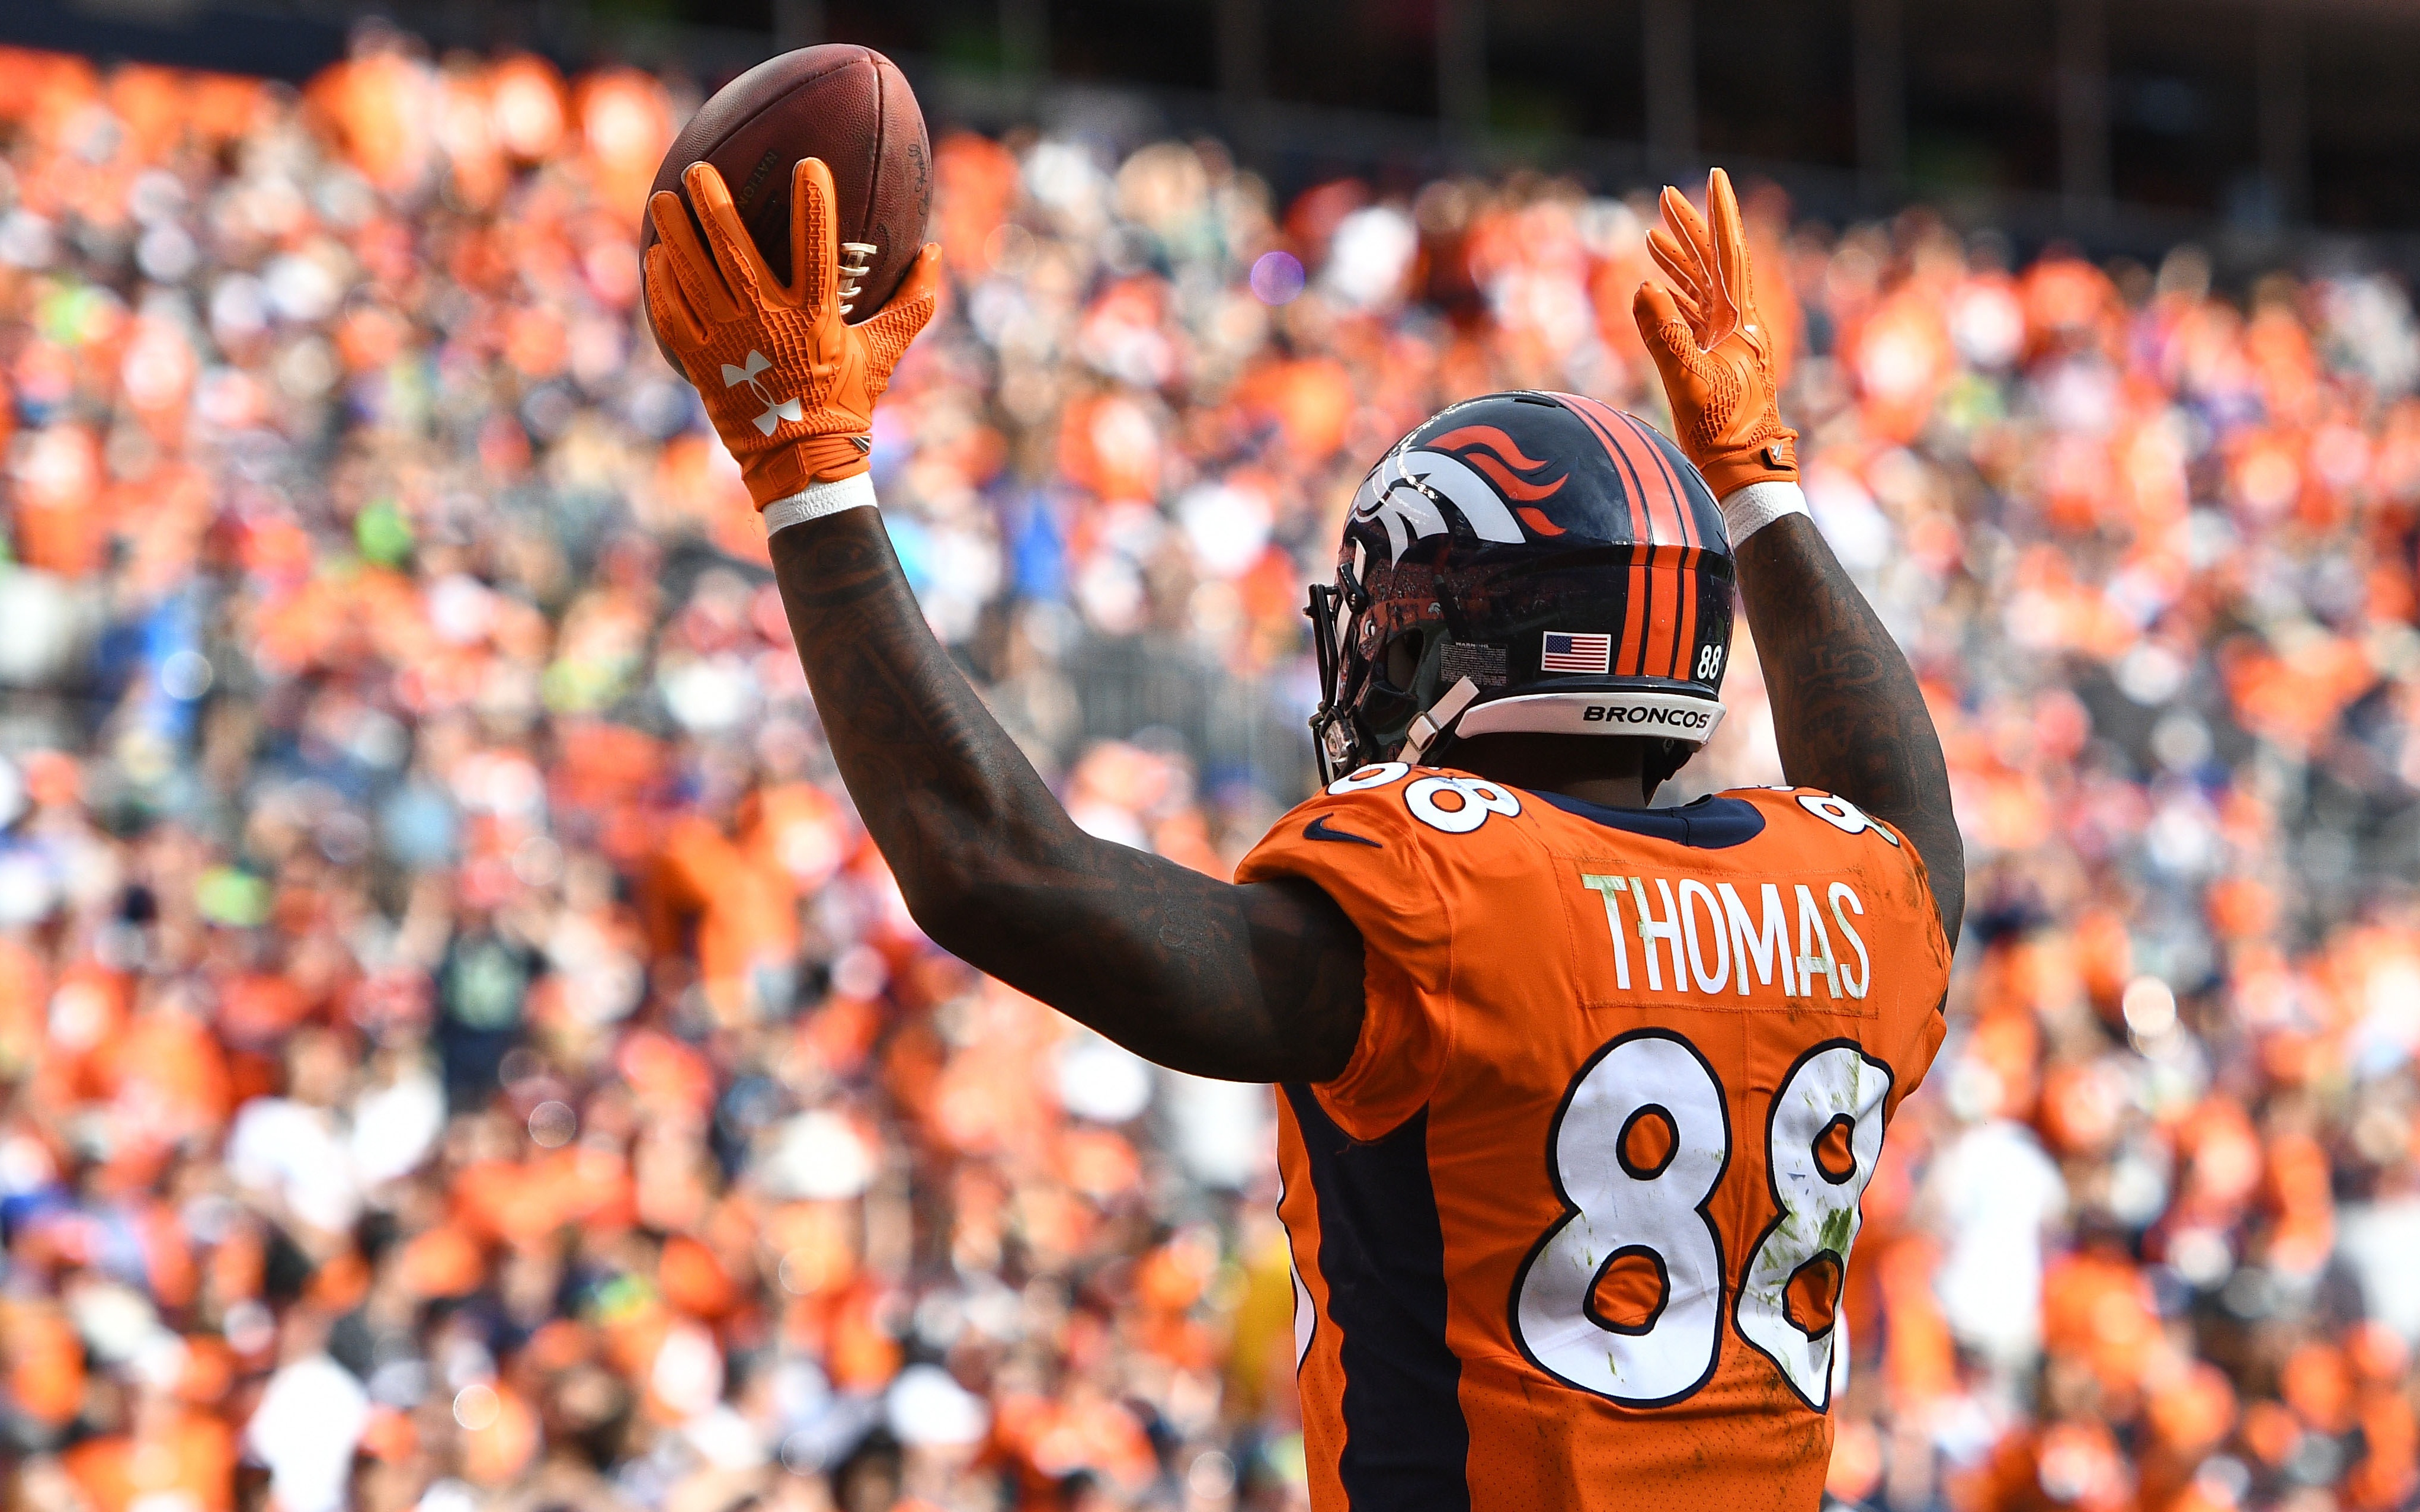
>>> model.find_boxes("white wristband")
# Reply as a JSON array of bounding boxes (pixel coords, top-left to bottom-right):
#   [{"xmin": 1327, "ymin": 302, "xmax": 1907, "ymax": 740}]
[
  {"xmin": 1719, "ymin": 480, "xmax": 1810, "ymax": 545},
  {"xmin": 763, "ymin": 473, "xmax": 878, "ymax": 536}
]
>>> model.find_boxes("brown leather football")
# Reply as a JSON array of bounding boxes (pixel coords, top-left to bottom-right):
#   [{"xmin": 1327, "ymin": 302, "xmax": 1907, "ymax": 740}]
[{"xmin": 641, "ymin": 44, "xmax": 931, "ymax": 368}]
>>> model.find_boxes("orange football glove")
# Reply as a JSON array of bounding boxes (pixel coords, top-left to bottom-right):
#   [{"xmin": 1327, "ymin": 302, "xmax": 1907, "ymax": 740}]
[
  {"xmin": 1631, "ymin": 167, "xmax": 1799, "ymax": 500},
  {"xmin": 645, "ymin": 158, "xmax": 940, "ymax": 508}
]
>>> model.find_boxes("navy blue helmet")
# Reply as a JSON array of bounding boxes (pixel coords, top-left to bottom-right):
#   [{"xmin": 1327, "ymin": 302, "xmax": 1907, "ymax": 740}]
[{"xmin": 1305, "ymin": 390, "xmax": 1737, "ymax": 783}]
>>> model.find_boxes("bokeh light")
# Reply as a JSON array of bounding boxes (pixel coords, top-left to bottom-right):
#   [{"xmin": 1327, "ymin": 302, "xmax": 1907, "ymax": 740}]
[{"xmin": 1250, "ymin": 248, "xmax": 1305, "ymax": 303}]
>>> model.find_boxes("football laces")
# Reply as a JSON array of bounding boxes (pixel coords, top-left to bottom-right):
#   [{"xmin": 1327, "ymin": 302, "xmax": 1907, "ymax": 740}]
[{"xmin": 836, "ymin": 242, "xmax": 878, "ymax": 315}]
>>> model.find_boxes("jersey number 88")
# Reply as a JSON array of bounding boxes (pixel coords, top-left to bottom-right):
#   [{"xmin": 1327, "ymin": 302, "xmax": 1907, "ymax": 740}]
[{"xmin": 1509, "ymin": 1030, "xmax": 1891, "ymax": 1411}]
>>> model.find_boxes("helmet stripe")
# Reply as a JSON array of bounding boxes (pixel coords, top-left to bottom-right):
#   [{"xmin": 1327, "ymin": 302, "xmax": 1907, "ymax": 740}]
[
  {"xmin": 1618, "ymin": 409, "xmax": 1701, "ymax": 552},
  {"xmin": 1565, "ymin": 393, "xmax": 1705, "ymax": 552},
  {"xmin": 1624, "ymin": 374, "xmax": 1702, "ymax": 675},
  {"xmin": 1553, "ymin": 395, "xmax": 1657, "ymax": 673},
  {"xmin": 1622, "ymin": 558, "xmax": 1651, "ymax": 677},
  {"xmin": 1619, "ymin": 403, "xmax": 1729, "ymax": 552},
  {"xmin": 1554, "ymin": 393, "xmax": 1650, "ymax": 546},
  {"xmin": 1561, "ymin": 394, "xmax": 1673, "ymax": 545},
  {"xmin": 1548, "ymin": 395, "xmax": 1726, "ymax": 682},
  {"xmin": 1641, "ymin": 544, "xmax": 1682, "ymax": 677},
  {"xmin": 1670, "ymin": 541, "xmax": 1699, "ymax": 680},
  {"xmin": 1620, "ymin": 409, "xmax": 1690, "ymax": 549}
]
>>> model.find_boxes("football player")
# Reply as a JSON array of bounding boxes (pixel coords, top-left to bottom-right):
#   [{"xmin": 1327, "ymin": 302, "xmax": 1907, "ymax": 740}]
[{"xmin": 645, "ymin": 158, "xmax": 1961, "ymax": 1510}]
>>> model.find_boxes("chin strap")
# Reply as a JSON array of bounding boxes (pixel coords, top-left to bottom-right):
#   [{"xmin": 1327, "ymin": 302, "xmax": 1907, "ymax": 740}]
[{"xmin": 1399, "ymin": 677, "xmax": 1482, "ymax": 765}]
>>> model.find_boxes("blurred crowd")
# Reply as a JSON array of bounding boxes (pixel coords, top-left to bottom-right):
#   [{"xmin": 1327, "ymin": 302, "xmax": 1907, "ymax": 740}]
[{"xmin": 1, "ymin": 21, "xmax": 2419, "ymax": 1512}]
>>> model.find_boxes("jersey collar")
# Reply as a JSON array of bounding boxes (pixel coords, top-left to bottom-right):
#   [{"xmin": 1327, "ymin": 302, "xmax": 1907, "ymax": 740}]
[{"xmin": 1527, "ymin": 789, "xmax": 1768, "ymax": 849}]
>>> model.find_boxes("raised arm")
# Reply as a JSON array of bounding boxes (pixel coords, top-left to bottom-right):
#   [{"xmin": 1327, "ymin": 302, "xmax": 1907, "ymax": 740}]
[
  {"xmin": 766, "ymin": 508, "xmax": 1363, "ymax": 1081},
  {"xmin": 1634, "ymin": 169, "xmax": 1964, "ymax": 942},
  {"xmin": 642, "ymin": 158, "xmax": 1363, "ymax": 1082},
  {"xmin": 1728, "ymin": 517, "xmax": 1964, "ymax": 940}
]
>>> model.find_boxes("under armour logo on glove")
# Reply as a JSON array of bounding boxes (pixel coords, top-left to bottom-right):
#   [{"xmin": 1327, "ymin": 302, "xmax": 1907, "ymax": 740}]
[
  {"xmin": 645, "ymin": 158, "xmax": 941, "ymax": 507},
  {"xmin": 721, "ymin": 350, "xmax": 804, "ymax": 435}
]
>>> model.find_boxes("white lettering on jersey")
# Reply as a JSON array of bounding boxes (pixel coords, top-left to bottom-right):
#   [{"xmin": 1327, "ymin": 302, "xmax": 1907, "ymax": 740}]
[
  {"xmin": 1796, "ymin": 884, "xmax": 1840, "ymax": 998},
  {"xmin": 1718, "ymin": 882, "xmax": 1797, "ymax": 995},
  {"xmin": 1579, "ymin": 876, "xmax": 1633, "ymax": 991},
  {"xmin": 1578, "ymin": 868, "xmax": 1871, "ymax": 1002}
]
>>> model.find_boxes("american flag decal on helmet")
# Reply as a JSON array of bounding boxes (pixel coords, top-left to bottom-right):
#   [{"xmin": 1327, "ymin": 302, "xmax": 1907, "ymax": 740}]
[{"xmin": 1540, "ymin": 632, "xmax": 1612, "ymax": 674}]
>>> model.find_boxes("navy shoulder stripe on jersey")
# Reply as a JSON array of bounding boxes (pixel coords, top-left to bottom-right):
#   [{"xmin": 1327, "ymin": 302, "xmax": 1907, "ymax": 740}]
[
  {"xmin": 1529, "ymin": 790, "xmax": 1767, "ymax": 849},
  {"xmin": 1283, "ymin": 1084, "xmax": 1471, "ymax": 1511}
]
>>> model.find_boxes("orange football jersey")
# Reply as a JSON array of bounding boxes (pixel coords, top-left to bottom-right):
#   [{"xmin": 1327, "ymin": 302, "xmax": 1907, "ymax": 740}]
[{"xmin": 1237, "ymin": 763, "xmax": 1953, "ymax": 1511}]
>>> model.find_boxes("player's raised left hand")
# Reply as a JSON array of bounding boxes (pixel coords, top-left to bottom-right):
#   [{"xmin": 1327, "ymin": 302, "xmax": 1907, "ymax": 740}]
[
  {"xmin": 1632, "ymin": 167, "xmax": 1798, "ymax": 501},
  {"xmin": 645, "ymin": 158, "xmax": 942, "ymax": 507}
]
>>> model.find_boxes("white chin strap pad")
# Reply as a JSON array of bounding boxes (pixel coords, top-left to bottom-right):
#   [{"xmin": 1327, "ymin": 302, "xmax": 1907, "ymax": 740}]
[
  {"xmin": 1454, "ymin": 689, "xmax": 1725, "ymax": 744},
  {"xmin": 1398, "ymin": 677, "xmax": 1481, "ymax": 764}
]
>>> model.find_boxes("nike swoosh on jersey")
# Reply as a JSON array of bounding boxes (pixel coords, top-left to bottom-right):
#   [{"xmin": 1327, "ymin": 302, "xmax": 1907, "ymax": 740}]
[{"xmin": 1304, "ymin": 815, "xmax": 1382, "ymax": 848}]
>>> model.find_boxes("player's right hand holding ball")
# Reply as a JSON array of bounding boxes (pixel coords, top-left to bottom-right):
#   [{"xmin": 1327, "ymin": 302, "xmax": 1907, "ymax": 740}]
[{"xmin": 644, "ymin": 159, "xmax": 943, "ymax": 517}]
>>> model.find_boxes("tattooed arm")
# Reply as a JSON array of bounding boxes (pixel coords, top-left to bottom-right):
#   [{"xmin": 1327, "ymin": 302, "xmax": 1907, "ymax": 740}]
[
  {"xmin": 636, "ymin": 156, "xmax": 1362, "ymax": 1081},
  {"xmin": 1632, "ymin": 166, "xmax": 1963, "ymax": 940},
  {"xmin": 769, "ymin": 510, "xmax": 1367, "ymax": 1082},
  {"xmin": 1732, "ymin": 515, "xmax": 1965, "ymax": 941}
]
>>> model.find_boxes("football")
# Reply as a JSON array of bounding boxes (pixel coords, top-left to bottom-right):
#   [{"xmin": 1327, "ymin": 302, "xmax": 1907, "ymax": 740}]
[{"xmin": 641, "ymin": 44, "xmax": 931, "ymax": 366}]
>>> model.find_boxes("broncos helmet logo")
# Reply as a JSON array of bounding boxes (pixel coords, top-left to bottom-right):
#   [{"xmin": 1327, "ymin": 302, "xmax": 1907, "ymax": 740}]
[{"xmin": 1349, "ymin": 425, "xmax": 1570, "ymax": 562}]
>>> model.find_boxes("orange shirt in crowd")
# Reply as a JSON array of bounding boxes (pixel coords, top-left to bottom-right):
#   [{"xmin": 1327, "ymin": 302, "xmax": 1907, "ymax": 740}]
[{"xmin": 61, "ymin": 1410, "xmax": 238, "ymax": 1512}]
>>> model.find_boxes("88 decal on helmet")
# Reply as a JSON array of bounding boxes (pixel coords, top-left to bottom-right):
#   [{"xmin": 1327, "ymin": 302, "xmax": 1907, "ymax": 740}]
[{"xmin": 1305, "ymin": 391, "xmax": 1739, "ymax": 784}]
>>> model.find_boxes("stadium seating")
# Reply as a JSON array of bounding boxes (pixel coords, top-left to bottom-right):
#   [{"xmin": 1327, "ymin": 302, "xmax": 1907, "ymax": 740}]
[{"xmin": 1, "ymin": 30, "xmax": 2418, "ymax": 1512}]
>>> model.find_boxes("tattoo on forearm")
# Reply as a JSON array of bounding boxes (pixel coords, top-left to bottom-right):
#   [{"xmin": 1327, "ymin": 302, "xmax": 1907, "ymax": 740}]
[{"xmin": 1738, "ymin": 518, "xmax": 1965, "ymax": 943}]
